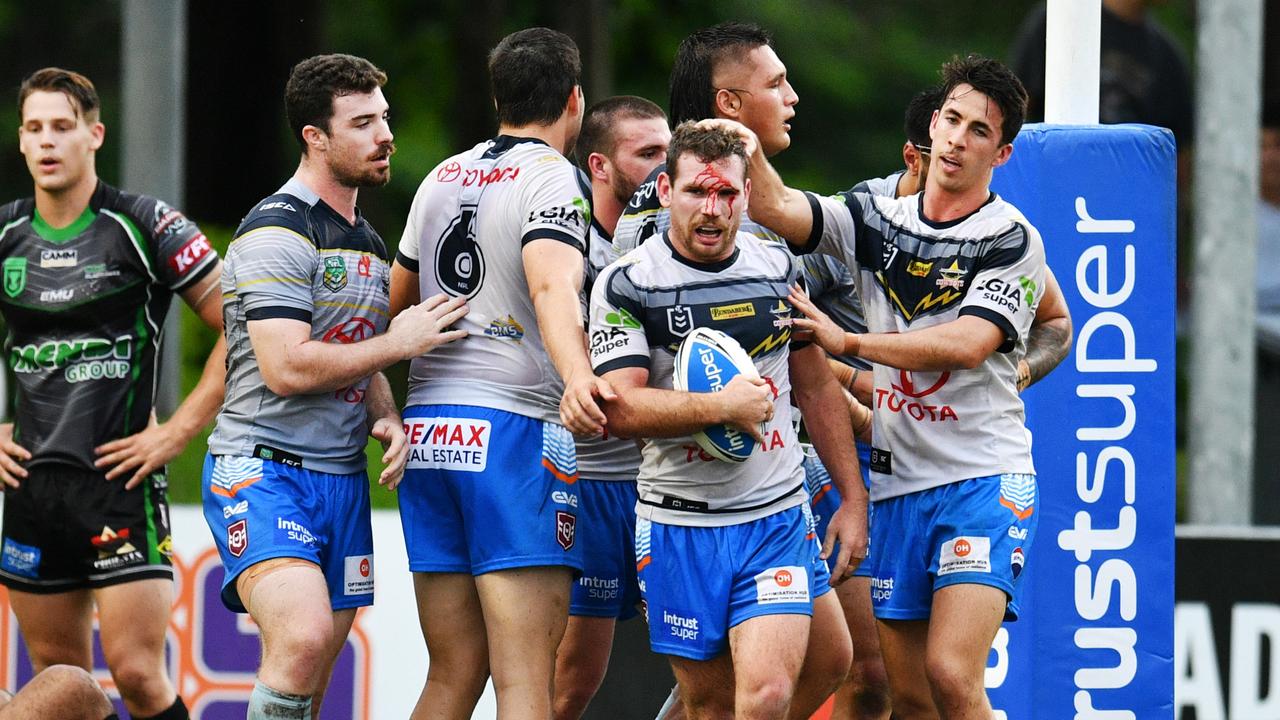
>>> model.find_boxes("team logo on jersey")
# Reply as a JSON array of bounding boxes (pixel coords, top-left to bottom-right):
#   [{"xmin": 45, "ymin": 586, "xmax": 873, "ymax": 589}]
[
  {"xmin": 667, "ymin": 305, "xmax": 693, "ymax": 337},
  {"xmin": 769, "ymin": 299, "xmax": 792, "ymax": 329},
  {"xmin": 936, "ymin": 259, "xmax": 968, "ymax": 289},
  {"xmin": 556, "ymin": 511, "xmax": 576, "ymax": 551},
  {"xmin": 153, "ymin": 201, "xmax": 190, "ymax": 236},
  {"xmin": 3, "ymin": 258, "xmax": 26, "ymax": 298},
  {"xmin": 323, "ymin": 256, "xmax": 348, "ymax": 292}
]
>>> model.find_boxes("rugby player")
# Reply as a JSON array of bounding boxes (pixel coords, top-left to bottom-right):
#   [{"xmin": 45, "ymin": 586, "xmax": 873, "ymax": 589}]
[
  {"xmin": 203, "ymin": 54, "xmax": 467, "ymax": 720},
  {"xmin": 553, "ymin": 95, "xmax": 670, "ymax": 720},
  {"xmin": 0, "ymin": 67, "xmax": 226, "ymax": 720},
  {"xmin": 622, "ymin": 24, "xmax": 858, "ymax": 719},
  {"xmin": 739, "ymin": 54, "xmax": 1055, "ymax": 720},
  {"xmin": 390, "ymin": 28, "xmax": 610, "ymax": 719},
  {"xmin": 588, "ymin": 122, "xmax": 867, "ymax": 720}
]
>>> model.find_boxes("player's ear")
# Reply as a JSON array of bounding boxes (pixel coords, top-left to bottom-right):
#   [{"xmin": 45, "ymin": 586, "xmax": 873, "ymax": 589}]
[
  {"xmin": 714, "ymin": 88, "xmax": 741, "ymax": 119},
  {"xmin": 656, "ymin": 170, "xmax": 673, "ymax": 208},
  {"xmin": 588, "ymin": 152, "xmax": 609, "ymax": 182},
  {"xmin": 88, "ymin": 120, "xmax": 105, "ymax": 152},
  {"xmin": 901, "ymin": 141, "xmax": 916, "ymax": 172},
  {"xmin": 992, "ymin": 141, "xmax": 1014, "ymax": 168},
  {"xmin": 301, "ymin": 124, "xmax": 327, "ymax": 154}
]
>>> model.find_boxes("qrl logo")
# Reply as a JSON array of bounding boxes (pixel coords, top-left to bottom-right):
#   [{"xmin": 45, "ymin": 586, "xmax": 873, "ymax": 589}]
[
  {"xmin": 954, "ymin": 539, "xmax": 972, "ymax": 557},
  {"xmin": 359, "ymin": 558, "xmax": 370, "ymax": 578},
  {"xmin": 556, "ymin": 511, "xmax": 576, "ymax": 551},
  {"xmin": 774, "ymin": 569, "xmax": 793, "ymax": 587},
  {"xmin": 227, "ymin": 520, "xmax": 247, "ymax": 558}
]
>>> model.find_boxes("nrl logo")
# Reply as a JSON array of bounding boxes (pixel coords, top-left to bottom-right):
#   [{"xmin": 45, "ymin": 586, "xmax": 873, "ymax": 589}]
[{"xmin": 323, "ymin": 256, "xmax": 348, "ymax": 292}]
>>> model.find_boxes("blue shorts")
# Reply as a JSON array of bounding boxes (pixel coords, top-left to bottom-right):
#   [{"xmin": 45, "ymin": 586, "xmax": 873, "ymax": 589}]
[
  {"xmin": 636, "ymin": 506, "xmax": 814, "ymax": 661},
  {"xmin": 398, "ymin": 405, "xmax": 584, "ymax": 575},
  {"xmin": 865, "ymin": 474, "xmax": 1038, "ymax": 622},
  {"xmin": 201, "ymin": 453, "xmax": 374, "ymax": 613},
  {"xmin": 802, "ymin": 440, "xmax": 874, "ymax": 577},
  {"xmin": 570, "ymin": 479, "xmax": 642, "ymax": 619}
]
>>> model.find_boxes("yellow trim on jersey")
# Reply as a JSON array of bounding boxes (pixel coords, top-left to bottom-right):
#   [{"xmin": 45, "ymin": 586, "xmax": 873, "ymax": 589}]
[
  {"xmin": 230, "ymin": 225, "xmax": 316, "ymax": 248},
  {"xmin": 313, "ymin": 300, "xmax": 390, "ymax": 318}
]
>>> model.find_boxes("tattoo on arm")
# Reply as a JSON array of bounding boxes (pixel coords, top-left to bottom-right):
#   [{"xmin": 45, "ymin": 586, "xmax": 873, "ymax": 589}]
[{"xmin": 1020, "ymin": 319, "xmax": 1072, "ymax": 391}]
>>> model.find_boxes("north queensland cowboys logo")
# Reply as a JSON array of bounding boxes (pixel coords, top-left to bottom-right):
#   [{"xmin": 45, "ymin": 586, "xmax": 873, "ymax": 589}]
[{"xmin": 667, "ymin": 305, "xmax": 693, "ymax": 337}]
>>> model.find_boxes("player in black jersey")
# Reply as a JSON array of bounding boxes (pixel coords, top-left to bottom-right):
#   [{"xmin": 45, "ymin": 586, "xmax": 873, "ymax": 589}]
[{"xmin": 0, "ymin": 69, "xmax": 224, "ymax": 720}]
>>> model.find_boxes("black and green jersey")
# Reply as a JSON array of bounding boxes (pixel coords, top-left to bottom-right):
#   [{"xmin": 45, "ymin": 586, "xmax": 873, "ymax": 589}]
[{"xmin": 0, "ymin": 181, "xmax": 218, "ymax": 471}]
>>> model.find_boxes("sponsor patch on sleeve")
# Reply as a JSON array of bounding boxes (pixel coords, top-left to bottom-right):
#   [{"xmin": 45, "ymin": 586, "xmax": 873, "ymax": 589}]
[
  {"xmin": 938, "ymin": 536, "xmax": 991, "ymax": 575},
  {"xmin": 754, "ymin": 565, "xmax": 809, "ymax": 604},
  {"xmin": 344, "ymin": 554, "xmax": 374, "ymax": 595}
]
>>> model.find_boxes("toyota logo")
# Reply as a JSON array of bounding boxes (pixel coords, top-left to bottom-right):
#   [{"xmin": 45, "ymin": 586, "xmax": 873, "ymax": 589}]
[
  {"xmin": 890, "ymin": 369, "xmax": 950, "ymax": 398},
  {"xmin": 323, "ymin": 318, "xmax": 376, "ymax": 344}
]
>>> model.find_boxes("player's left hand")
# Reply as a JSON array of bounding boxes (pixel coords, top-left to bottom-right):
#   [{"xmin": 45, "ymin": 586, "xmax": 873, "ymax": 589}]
[
  {"xmin": 94, "ymin": 411, "xmax": 186, "ymax": 489},
  {"xmin": 788, "ymin": 285, "xmax": 850, "ymax": 357},
  {"xmin": 370, "ymin": 417, "xmax": 408, "ymax": 490},
  {"xmin": 821, "ymin": 503, "xmax": 869, "ymax": 586},
  {"xmin": 561, "ymin": 370, "xmax": 618, "ymax": 436}
]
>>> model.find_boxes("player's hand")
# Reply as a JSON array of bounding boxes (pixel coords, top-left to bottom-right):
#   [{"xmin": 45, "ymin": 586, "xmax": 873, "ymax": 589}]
[
  {"xmin": 388, "ymin": 293, "xmax": 469, "ymax": 360},
  {"xmin": 561, "ymin": 370, "xmax": 617, "ymax": 436},
  {"xmin": 692, "ymin": 118, "xmax": 762, "ymax": 161},
  {"xmin": 370, "ymin": 417, "xmax": 408, "ymax": 491},
  {"xmin": 94, "ymin": 411, "xmax": 184, "ymax": 489},
  {"xmin": 0, "ymin": 423, "xmax": 31, "ymax": 489},
  {"xmin": 822, "ymin": 502, "xmax": 869, "ymax": 586},
  {"xmin": 717, "ymin": 375, "xmax": 772, "ymax": 445},
  {"xmin": 788, "ymin": 285, "xmax": 849, "ymax": 357}
]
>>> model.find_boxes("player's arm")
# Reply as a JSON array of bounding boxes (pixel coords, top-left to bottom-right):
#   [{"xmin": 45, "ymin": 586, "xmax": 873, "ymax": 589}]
[
  {"xmin": 94, "ymin": 265, "xmax": 228, "ymax": 487},
  {"xmin": 363, "ymin": 372, "xmax": 408, "ymax": 490},
  {"xmin": 249, "ymin": 293, "xmax": 467, "ymax": 397},
  {"xmin": 793, "ymin": 289, "xmax": 1005, "ymax": 371},
  {"xmin": 1017, "ymin": 267, "xmax": 1072, "ymax": 391},
  {"xmin": 789, "ymin": 343, "xmax": 868, "ymax": 583},
  {"xmin": 599, "ymin": 367, "xmax": 771, "ymax": 443},
  {"xmin": 826, "ymin": 358, "xmax": 874, "ymax": 407},
  {"xmin": 694, "ymin": 118, "xmax": 815, "ymax": 244},
  {"xmin": 389, "ymin": 260, "xmax": 420, "ymax": 318}
]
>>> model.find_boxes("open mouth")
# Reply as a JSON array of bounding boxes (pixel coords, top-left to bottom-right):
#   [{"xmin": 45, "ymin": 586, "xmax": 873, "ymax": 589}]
[
  {"xmin": 939, "ymin": 154, "xmax": 962, "ymax": 171},
  {"xmin": 695, "ymin": 224, "xmax": 724, "ymax": 242},
  {"xmin": 38, "ymin": 157, "xmax": 60, "ymax": 171}
]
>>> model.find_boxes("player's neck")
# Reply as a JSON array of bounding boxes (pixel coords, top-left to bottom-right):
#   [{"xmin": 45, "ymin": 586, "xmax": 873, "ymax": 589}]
[
  {"xmin": 920, "ymin": 177, "xmax": 991, "ymax": 223},
  {"xmin": 591, "ymin": 186, "xmax": 624, "ymax": 236},
  {"xmin": 33, "ymin": 171, "xmax": 97, "ymax": 228},
  {"xmin": 498, "ymin": 122, "xmax": 571, "ymax": 157},
  {"xmin": 294, "ymin": 159, "xmax": 358, "ymax": 224}
]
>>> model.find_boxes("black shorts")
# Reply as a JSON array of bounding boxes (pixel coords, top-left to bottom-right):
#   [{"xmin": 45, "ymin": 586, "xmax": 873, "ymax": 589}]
[{"xmin": 0, "ymin": 465, "xmax": 173, "ymax": 592}]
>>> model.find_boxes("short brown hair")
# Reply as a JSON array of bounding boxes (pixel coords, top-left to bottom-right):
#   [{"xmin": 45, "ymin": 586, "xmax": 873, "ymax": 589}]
[
  {"xmin": 666, "ymin": 121, "xmax": 749, "ymax": 183},
  {"xmin": 939, "ymin": 54, "xmax": 1028, "ymax": 146},
  {"xmin": 576, "ymin": 95, "xmax": 666, "ymax": 165},
  {"xmin": 19, "ymin": 67, "xmax": 100, "ymax": 122},
  {"xmin": 488, "ymin": 28, "xmax": 581, "ymax": 128},
  {"xmin": 285, "ymin": 54, "xmax": 387, "ymax": 153}
]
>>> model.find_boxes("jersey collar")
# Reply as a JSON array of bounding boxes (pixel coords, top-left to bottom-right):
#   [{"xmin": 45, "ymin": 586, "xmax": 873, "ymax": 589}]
[{"xmin": 663, "ymin": 231, "xmax": 740, "ymax": 272}]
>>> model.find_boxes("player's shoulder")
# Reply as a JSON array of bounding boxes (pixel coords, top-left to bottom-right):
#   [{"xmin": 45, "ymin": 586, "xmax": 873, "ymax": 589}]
[
  {"xmin": 624, "ymin": 164, "xmax": 665, "ymax": 214},
  {"xmin": 97, "ymin": 183, "xmax": 192, "ymax": 239},
  {"xmin": 0, "ymin": 197, "xmax": 33, "ymax": 228},
  {"xmin": 234, "ymin": 188, "xmax": 312, "ymax": 242},
  {"xmin": 739, "ymin": 230, "xmax": 797, "ymax": 274}
]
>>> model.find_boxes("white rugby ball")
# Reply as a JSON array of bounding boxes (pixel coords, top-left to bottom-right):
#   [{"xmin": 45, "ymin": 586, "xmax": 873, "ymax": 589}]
[{"xmin": 673, "ymin": 327, "xmax": 762, "ymax": 463}]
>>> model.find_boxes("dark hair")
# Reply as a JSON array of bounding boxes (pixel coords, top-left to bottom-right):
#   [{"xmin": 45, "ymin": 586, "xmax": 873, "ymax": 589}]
[
  {"xmin": 285, "ymin": 53, "xmax": 387, "ymax": 153},
  {"xmin": 905, "ymin": 85, "xmax": 944, "ymax": 149},
  {"xmin": 939, "ymin": 54, "xmax": 1028, "ymax": 146},
  {"xmin": 19, "ymin": 67, "xmax": 100, "ymax": 122},
  {"xmin": 668, "ymin": 22, "xmax": 772, "ymax": 126},
  {"xmin": 576, "ymin": 95, "xmax": 666, "ymax": 165},
  {"xmin": 488, "ymin": 28, "xmax": 581, "ymax": 127},
  {"xmin": 666, "ymin": 121, "xmax": 749, "ymax": 182}
]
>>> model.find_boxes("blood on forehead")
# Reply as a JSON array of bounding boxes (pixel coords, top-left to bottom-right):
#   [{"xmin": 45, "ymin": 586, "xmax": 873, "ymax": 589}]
[{"xmin": 692, "ymin": 163, "xmax": 739, "ymax": 217}]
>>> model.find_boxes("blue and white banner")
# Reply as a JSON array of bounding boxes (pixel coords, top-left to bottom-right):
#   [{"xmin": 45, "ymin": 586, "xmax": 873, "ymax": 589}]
[{"xmin": 988, "ymin": 124, "xmax": 1177, "ymax": 719}]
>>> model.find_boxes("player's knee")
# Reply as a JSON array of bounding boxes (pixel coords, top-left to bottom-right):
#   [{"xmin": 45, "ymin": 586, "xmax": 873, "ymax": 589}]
[
  {"xmin": 106, "ymin": 654, "xmax": 165, "ymax": 700},
  {"xmin": 266, "ymin": 623, "xmax": 335, "ymax": 686},
  {"xmin": 923, "ymin": 652, "xmax": 981, "ymax": 706},
  {"xmin": 679, "ymin": 682, "xmax": 732, "ymax": 717},
  {"xmin": 553, "ymin": 671, "xmax": 606, "ymax": 720},
  {"xmin": 849, "ymin": 653, "xmax": 890, "ymax": 697},
  {"xmin": 737, "ymin": 674, "xmax": 796, "ymax": 718}
]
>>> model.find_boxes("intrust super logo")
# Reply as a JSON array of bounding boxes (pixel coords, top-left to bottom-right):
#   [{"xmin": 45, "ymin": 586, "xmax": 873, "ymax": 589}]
[{"xmin": 404, "ymin": 418, "xmax": 491, "ymax": 472}]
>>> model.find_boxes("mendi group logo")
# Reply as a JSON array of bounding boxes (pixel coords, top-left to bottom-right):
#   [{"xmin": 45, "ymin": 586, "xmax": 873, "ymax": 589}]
[{"xmin": 0, "ymin": 548, "xmax": 371, "ymax": 719}]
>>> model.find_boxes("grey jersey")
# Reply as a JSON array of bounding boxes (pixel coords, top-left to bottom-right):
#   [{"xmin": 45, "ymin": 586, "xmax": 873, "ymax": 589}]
[
  {"xmin": 398, "ymin": 136, "xmax": 588, "ymax": 423},
  {"xmin": 613, "ymin": 163, "xmax": 785, "ymax": 256},
  {"xmin": 577, "ymin": 207, "xmax": 642, "ymax": 482},
  {"xmin": 801, "ymin": 189, "xmax": 1046, "ymax": 499},
  {"xmin": 588, "ymin": 231, "xmax": 807, "ymax": 526},
  {"xmin": 209, "ymin": 179, "xmax": 391, "ymax": 474}
]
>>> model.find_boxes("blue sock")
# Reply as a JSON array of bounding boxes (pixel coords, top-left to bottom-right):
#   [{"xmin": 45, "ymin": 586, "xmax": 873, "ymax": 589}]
[{"xmin": 247, "ymin": 681, "xmax": 311, "ymax": 720}]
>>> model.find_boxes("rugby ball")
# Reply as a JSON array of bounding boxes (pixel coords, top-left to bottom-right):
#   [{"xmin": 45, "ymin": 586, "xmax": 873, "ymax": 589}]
[{"xmin": 673, "ymin": 327, "xmax": 763, "ymax": 463}]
